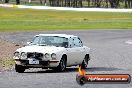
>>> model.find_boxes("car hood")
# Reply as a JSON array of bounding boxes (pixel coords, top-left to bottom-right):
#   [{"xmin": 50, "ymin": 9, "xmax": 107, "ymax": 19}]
[{"xmin": 16, "ymin": 45, "xmax": 65, "ymax": 53}]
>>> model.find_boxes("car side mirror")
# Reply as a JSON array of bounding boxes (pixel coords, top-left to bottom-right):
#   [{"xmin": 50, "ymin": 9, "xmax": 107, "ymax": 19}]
[
  {"xmin": 27, "ymin": 42, "xmax": 31, "ymax": 45},
  {"xmin": 62, "ymin": 42, "xmax": 68, "ymax": 48}
]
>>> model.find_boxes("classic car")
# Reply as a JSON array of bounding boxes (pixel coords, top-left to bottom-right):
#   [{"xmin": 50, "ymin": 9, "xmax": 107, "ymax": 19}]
[{"xmin": 13, "ymin": 34, "xmax": 90, "ymax": 73}]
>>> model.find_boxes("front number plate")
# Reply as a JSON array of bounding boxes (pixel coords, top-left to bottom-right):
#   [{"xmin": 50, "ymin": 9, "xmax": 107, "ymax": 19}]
[{"xmin": 29, "ymin": 59, "xmax": 39, "ymax": 64}]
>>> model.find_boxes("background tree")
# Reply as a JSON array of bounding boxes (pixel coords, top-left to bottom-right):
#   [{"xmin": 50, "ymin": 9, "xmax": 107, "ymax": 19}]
[
  {"xmin": 5, "ymin": 0, "xmax": 9, "ymax": 3},
  {"xmin": 16, "ymin": 0, "xmax": 20, "ymax": 4}
]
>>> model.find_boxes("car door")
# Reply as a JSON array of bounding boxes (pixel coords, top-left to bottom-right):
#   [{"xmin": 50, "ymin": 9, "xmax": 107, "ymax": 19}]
[
  {"xmin": 73, "ymin": 37, "xmax": 86, "ymax": 65},
  {"xmin": 66, "ymin": 37, "xmax": 79, "ymax": 66}
]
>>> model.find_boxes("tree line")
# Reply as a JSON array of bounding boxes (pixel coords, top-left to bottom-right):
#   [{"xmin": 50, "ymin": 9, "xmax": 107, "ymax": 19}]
[{"xmin": 2, "ymin": 0, "xmax": 132, "ymax": 8}]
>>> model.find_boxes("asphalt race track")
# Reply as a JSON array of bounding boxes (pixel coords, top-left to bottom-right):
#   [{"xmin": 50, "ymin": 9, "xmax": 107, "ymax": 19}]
[{"xmin": 0, "ymin": 30, "xmax": 132, "ymax": 88}]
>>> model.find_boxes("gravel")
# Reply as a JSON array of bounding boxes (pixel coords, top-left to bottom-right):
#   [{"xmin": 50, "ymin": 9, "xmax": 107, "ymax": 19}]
[{"xmin": 0, "ymin": 39, "xmax": 21, "ymax": 71}]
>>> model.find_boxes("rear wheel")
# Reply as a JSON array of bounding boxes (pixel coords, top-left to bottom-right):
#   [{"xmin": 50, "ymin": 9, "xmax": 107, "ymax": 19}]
[
  {"xmin": 81, "ymin": 55, "xmax": 89, "ymax": 69},
  {"xmin": 15, "ymin": 64, "xmax": 25, "ymax": 73}
]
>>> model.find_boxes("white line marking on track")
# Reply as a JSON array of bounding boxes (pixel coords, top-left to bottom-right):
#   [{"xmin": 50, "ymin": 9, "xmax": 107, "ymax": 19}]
[{"xmin": 125, "ymin": 40, "xmax": 132, "ymax": 44}]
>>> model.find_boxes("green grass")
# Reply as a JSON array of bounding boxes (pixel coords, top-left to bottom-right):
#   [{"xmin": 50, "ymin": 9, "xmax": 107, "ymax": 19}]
[
  {"xmin": 0, "ymin": 59, "xmax": 15, "ymax": 71},
  {"xmin": 0, "ymin": 7, "xmax": 132, "ymax": 31}
]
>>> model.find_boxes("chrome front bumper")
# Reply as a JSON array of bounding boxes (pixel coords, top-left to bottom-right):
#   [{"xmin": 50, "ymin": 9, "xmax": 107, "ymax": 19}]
[{"xmin": 15, "ymin": 59, "xmax": 60, "ymax": 68}]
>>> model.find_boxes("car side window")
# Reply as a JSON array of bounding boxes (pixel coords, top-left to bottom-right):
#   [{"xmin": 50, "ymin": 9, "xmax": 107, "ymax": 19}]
[
  {"xmin": 73, "ymin": 37, "xmax": 83, "ymax": 47},
  {"xmin": 78, "ymin": 37, "xmax": 83, "ymax": 46},
  {"xmin": 68, "ymin": 38, "xmax": 74, "ymax": 48}
]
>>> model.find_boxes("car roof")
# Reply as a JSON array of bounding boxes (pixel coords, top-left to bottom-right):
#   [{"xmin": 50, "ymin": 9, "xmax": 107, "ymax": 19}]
[{"xmin": 36, "ymin": 34, "xmax": 77, "ymax": 38}]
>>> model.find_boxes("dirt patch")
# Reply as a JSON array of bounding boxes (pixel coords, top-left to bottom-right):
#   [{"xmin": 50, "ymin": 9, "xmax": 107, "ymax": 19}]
[{"xmin": 0, "ymin": 39, "xmax": 22, "ymax": 71}]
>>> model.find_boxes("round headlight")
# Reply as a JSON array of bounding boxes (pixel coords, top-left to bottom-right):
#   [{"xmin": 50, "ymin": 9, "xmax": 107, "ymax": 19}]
[
  {"xmin": 14, "ymin": 52, "xmax": 20, "ymax": 57},
  {"xmin": 51, "ymin": 53, "xmax": 56, "ymax": 60},
  {"xmin": 20, "ymin": 52, "xmax": 27, "ymax": 59},
  {"xmin": 45, "ymin": 53, "xmax": 50, "ymax": 58}
]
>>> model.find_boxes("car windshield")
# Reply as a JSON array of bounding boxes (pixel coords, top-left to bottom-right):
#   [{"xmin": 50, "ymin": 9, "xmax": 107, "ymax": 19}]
[{"xmin": 31, "ymin": 36, "xmax": 68, "ymax": 47}]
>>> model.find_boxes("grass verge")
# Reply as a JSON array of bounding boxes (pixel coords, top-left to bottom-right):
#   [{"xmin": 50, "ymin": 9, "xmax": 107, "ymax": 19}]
[
  {"xmin": 0, "ymin": 59, "xmax": 15, "ymax": 71},
  {"xmin": 0, "ymin": 7, "xmax": 132, "ymax": 31}
]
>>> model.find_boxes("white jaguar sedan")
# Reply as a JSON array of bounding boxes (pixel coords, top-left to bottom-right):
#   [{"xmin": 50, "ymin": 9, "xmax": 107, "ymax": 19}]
[{"xmin": 13, "ymin": 34, "xmax": 90, "ymax": 73}]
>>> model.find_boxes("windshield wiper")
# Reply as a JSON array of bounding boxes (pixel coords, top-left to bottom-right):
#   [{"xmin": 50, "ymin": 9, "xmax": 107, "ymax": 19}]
[{"xmin": 38, "ymin": 44, "xmax": 47, "ymax": 46}]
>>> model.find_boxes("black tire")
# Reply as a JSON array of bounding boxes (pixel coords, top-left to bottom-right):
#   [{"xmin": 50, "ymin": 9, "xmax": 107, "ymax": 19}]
[
  {"xmin": 56, "ymin": 57, "xmax": 67, "ymax": 72},
  {"xmin": 81, "ymin": 55, "xmax": 89, "ymax": 69},
  {"xmin": 15, "ymin": 64, "xmax": 25, "ymax": 73}
]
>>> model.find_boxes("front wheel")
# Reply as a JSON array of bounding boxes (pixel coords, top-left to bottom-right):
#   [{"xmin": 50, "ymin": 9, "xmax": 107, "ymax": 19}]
[
  {"xmin": 55, "ymin": 57, "xmax": 67, "ymax": 72},
  {"xmin": 15, "ymin": 64, "xmax": 25, "ymax": 73}
]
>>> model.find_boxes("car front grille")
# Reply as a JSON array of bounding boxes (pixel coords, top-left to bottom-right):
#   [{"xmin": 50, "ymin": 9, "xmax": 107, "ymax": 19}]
[{"xmin": 27, "ymin": 52, "xmax": 43, "ymax": 60}]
